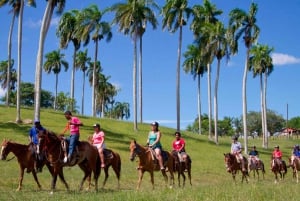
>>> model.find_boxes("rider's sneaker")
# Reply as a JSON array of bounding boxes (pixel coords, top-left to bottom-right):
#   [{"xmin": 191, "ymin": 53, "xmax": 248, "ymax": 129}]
[{"xmin": 63, "ymin": 156, "xmax": 68, "ymax": 163}]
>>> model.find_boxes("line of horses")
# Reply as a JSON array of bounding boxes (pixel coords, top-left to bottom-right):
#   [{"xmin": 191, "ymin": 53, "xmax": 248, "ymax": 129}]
[{"xmin": 0, "ymin": 132, "xmax": 192, "ymax": 193}]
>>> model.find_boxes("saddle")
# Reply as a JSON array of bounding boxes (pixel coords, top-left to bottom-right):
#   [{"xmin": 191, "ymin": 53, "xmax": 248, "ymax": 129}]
[
  {"xmin": 103, "ymin": 149, "xmax": 114, "ymax": 160},
  {"xmin": 149, "ymin": 148, "xmax": 168, "ymax": 166}
]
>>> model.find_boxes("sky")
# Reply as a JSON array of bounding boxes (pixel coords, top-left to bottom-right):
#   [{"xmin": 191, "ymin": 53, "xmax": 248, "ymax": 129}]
[{"xmin": 0, "ymin": 0, "xmax": 300, "ymax": 130}]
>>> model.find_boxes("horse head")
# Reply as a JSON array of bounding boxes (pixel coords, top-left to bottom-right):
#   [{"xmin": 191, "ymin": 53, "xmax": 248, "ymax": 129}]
[
  {"xmin": 0, "ymin": 139, "xmax": 10, "ymax": 160},
  {"xmin": 224, "ymin": 153, "xmax": 235, "ymax": 172},
  {"xmin": 129, "ymin": 140, "xmax": 143, "ymax": 161}
]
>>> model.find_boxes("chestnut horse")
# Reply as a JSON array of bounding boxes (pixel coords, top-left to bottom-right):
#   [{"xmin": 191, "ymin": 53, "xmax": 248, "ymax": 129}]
[
  {"xmin": 129, "ymin": 140, "xmax": 174, "ymax": 190},
  {"xmin": 38, "ymin": 130, "xmax": 100, "ymax": 193},
  {"xmin": 288, "ymin": 156, "xmax": 300, "ymax": 183},
  {"xmin": 0, "ymin": 139, "xmax": 60, "ymax": 191},
  {"xmin": 248, "ymin": 157, "xmax": 265, "ymax": 180},
  {"xmin": 87, "ymin": 136, "xmax": 121, "ymax": 189},
  {"xmin": 171, "ymin": 150, "xmax": 192, "ymax": 187},
  {"xmin": 271, "ymin": 157, "xmax": 287, "ymax": 183},
  {"xmin": 224, "ymin": 153, "xmax": 249, "ymax": 183}
]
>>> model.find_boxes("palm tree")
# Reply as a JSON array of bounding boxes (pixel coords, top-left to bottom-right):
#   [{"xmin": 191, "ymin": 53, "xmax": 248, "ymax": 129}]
[
  {"xmin": 161, "ymin": 0, "xmax": 193, "ymax": 131},
  {"xmin": 0, "ymin": 59, "xmax": 17, "ymax": 92},
  {"xmin": 43, "ymin": 50, "xmax": 69, "ymax": 110},
  {"xmin": 110, "ymin": 0, "xmax": 158, "ymax": 130},
  {"xmin": 34, "ymin": 0, "xmax": 66, "ymax": 121},
  {"xmin": 56, "ymin": 9, "xmax": 81, "ymax": 112},
  {"xmin": 190, "ymin": 0, "xmax": 222, "ymax": 140},
  {"xmin": 75, "ymin": 4, "xmax": 112, "ymax": 117},
  {"xmin": 249, "ymin": 44, "xmax": 274, "ymax": 148},
  {"xmin": 183, "ymin": 44, "xmax": 206, "ymax": 135},
  {"xmin": 75, "ymin": 49, "xmax": 91, "ymax": 115},
  {"xmin": 229, "ymin": 2, "xmax": 260, "ymax": 153}
]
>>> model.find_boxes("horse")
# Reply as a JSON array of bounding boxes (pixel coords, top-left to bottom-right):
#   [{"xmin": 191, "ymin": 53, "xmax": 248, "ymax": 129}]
[
  {"xmin": 288, "ymin": 156, "xmax": 300, "ymax": 183},
  {"xmin": 223, "ymin": 153, "xmax": 249, "ymax": 183},
  {"xmin": 271, "ymin": 157, "xmax": 287, "ymax": 183},
  {"xmin": 87, "ymin": 136, "xmax": 121, "ymax": 189},
  {"xmin": 129, "ymin": 140, "xmax": 174, "ymax": 190},
  {"xmin": 0, "ymin": 139, "xmax": 56, "ymax": 191},
  {"xmin": 37, "ymin": 130, "xmax": 100, "ymax": 193},
  {"xmin": 248, "ymin": 156, "xmax": 265, "ymax": 180},
  {"xmin": 171, "ymin": 150, "xmax": 192, "ymax": 187}
]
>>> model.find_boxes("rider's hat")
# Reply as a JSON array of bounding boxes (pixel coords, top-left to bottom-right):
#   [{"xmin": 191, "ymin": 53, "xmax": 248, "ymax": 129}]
[
  {"xmin": 274, "ymin": 145, "xmax": 279, "ymax": 148},
  {"xmin": 93, "ymin": 123, "xmax": 100, "ymax": 128},
  {"xmin": 231, "ymin": 135, "xmax": 238, "ymax": 140},
  {"xmin": 151, "ymin": 121, "xmax": 159, "ymax": 127}
]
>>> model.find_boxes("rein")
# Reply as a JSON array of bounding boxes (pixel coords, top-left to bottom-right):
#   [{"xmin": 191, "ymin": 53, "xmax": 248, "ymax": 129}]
[{"xmin": 5, "ymin": 156, "xmax": 15, "ymax": 161}]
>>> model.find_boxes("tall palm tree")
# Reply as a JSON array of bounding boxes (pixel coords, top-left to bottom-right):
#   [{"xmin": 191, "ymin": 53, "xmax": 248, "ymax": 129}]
[
  {"xmin": 75, "ymin": 4, "xmax": 112, "ymax": 117},
  {"xmin": 161, "ymin": 0, "xmax": 192, "ymax": 131},
  {"xmin": 56, "ymin": 9, "xmax": 81, "ymax": 112},
  {"xmin": 0, "ymin": 59, "xmax": 17, "ymax": 92},
  {"xmin": 183, "ymin": 44, "xmax": 206, "ymax": 135},
  {"xmin": 229, "ymin": 2, "xmax": 260, "ymax": 153},
  {"xmin": 75, "ymin": 49, "xmax": 91, "ymax": 115},
  {"xmin": 43, "ymin": 49, "xmax": 69, "ymax": 110},
  {"xmin": 110, "ymin": 0, "xmax": 157, "ymax": 130},
  {"xmin": 249, "ymin": 44, "xmax": 273, "ymax": 148},
  {"xmin": 190, "ymin": 0, "xmax": 222, "ymax": 140},
  {"xmin": 34, "ymin": 0, "xmax": 66, "ymax": 121}
]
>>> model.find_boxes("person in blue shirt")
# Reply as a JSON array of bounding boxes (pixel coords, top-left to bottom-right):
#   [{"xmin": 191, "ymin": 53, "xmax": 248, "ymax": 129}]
[
  {"xmin": 292, "ymin": 145, "xmax": 300, "ymax": 158},
  {"xmin": 29, "ymin": 120, "xmax": 46, "ymax": 172}
]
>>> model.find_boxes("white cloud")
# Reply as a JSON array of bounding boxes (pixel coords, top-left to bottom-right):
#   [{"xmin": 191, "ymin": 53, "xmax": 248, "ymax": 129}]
[
  {"xmin": 0, "ymin": 88, "xmax": 5, "ymax": 97},
  {"xmin": 25, "ymin": 16, "xmax": 59, "ymax": 28},
  {"xmin": 272, "ymin": 53, "xmax": 300, "ymax": 66}
]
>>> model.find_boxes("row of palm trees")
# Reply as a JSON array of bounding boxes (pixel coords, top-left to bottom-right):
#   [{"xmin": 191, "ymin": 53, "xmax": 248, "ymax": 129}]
[{"xmin": 1, "ymin": 1, "xmax": 274, "ymax": 150}]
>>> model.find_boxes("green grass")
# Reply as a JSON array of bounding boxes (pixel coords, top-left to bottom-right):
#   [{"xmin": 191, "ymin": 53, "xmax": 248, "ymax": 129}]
[{"xmin": 1, "ymin": 105, "xmax": 300, "ymax": 201}]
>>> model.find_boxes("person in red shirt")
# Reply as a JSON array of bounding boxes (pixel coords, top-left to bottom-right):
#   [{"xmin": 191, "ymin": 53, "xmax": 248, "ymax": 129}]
[
  {"xmin": 272, "ymin": 145, "xmax": 283, "ymax": 166},
  {"xmin": 172, "ymin": 131, "xmax": 188, "ymax": 165}
]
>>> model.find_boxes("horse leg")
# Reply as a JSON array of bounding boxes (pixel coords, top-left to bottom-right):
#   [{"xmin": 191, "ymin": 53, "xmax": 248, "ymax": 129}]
[
  {"xmin": 17, "ymin": 168, "xmax": 24, "ymax": 191},
  {"xmin": 161, "ymin": 168, "xmax": 169, "ymax": 187},
  {"xmin": 137, "ymin": 169, "xmax": 144, "ymax": 190},
  {"xmin": 102, "ymin": 167, "xmax": 109, "ymax": 188},
  {"xmin": 111, "ymin": 160, "xmax": 121, "ymax": 189},
  {"xmin": 31, "ymin": 170, "xmax": 42, "ymax": 190},
  {"xmin": 78, "ymin": 163, "xmax": 91, "ymax": 191}
]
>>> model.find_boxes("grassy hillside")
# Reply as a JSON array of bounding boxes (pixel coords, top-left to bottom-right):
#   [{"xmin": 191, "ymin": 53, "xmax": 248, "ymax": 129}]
[{"xmin": 1, "ymin": 105, "xmax": 300, "ymax": 201}]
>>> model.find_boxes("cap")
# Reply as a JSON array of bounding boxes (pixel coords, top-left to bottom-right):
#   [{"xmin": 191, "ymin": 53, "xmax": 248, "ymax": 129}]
[
  {"xmin": 64, "ymin": 111, "xmax": 72, "ymax": 115},
  {"xmin": 274, "ymin": 145, "xmax": 279, "ymax": 148},
  {"xmin": 151, "ymin": 121, "xmax": 159, "ymax": 127},
  {"xmin": 231, "ymin": 136, "xmax": 238, "ymax": 140},
  {"xmin": 93, "ymin": 123, "xmax": 100, "ymax": 128},
  {"xmin": 34, "ymin": 119, "xmax": 40, "ymax": 124},
  {"xmin": 252, "ymin": 145, "xmax": 256, "ymax": 148}
]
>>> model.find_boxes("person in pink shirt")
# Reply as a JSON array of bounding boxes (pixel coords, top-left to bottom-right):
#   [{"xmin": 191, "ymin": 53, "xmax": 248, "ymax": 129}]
[
  {"xmin": 91, "ymin": 123, "xmax": 106, "ymax": 168},
  {"xmin": 62, "ymin": 111, "xmax": 83, "ymax": 163}
]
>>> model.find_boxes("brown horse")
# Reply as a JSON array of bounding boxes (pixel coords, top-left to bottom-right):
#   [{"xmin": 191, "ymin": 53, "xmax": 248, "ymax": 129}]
[
  {"xmin": 38, "ymin": 130, "xmax": 100, "ymax": 193},
  {"xmin": 0, "ymin": 139, "xmax": 59, "ymax": 191},
  {"xmin": 271, "ymin": 157, "xmax": 287, "ymax": 183},
  {"xmin": 248, "ymin": 157, "xmax": 265, "ymax": 180},
  {"xmin": 288, "ymin": 156, "xmax": 300, "ymax": 183},
  {"xmin": 224, "ymin": 153, "xmax": 249, "ymax": 183},
  {"xmin": 87, "ymin": 136, "xmax": 121, "ymax": 189},
  {"xmin": 129, "ymin": 140, "xmax": 174, "ymax": 190},
  {"xmin": 171, "ymin": 150, "xmax": 192, "ymax": 187}
]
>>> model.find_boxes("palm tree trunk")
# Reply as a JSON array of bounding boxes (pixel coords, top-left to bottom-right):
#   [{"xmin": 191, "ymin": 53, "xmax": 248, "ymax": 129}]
[
  {"xmin": 34, "ymin": 1, "xmax": 55, "ymax": 121},
  {"xmin": 260, "ymin": 75, "xmax": 265, "ymax": 148},
  {"xmin": 197, "ymin": 74, "xmax": 202, "ymax": 135},
  {"xmin": 207, "ymin": 64, "xmax": 212, "ymax": 140},
  {"xmin": 54, "ymin": 73, "xmax": 58, "ymax": 110},
  {"xmin": 16, "ymin": 0, "xmax": 24, "ymax": 123},
  {"xmin": 81, "ymin": 71, "xmax": 86, "ymax": 115},
  {"xmin": 242, "ymin": 48, "xmax": 250, "ymax": 154},
  {"xmin": 139, "ymin": 35, "xmax": 143, "ymax": 123},
  {"xmin": 92, "ymin": 40, "xmax": 99, "ymax": 117},
  {"xmin": 70, "ymin": 47, "xmax": 76, "ymax": 112},
  {"xmin": 6, "ymin": 11, "xmax": 16, "ymax": 106},
  {"xmin": 133, "ymin": 30, "xmax": 138, "ymax": 131},
  {"xmin": 176, "ymin": 26, "xmax": 182, "ymax": 131},
  {"xmin": 214, "ymin": 59, "xmax": 221, "ymax": 144},
  {"xmin": 263, "ymin": 72, "xmax": 268, "ymax": 148}
]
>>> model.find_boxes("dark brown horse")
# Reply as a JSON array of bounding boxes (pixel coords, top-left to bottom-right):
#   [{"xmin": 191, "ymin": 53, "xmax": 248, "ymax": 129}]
[
  {"xmin": 129, "ymin": 140, "xmax": 174, "ymax": 190},
  {"xmin": 271, "ymin": 157, "xmax": 287, "ymax": 183},
  {"xmin": 224, "ymin": 153, "xmax": 249, "ymax": 183},
  {"xmin": 87, "ymin": 136, "xmax": 121, "ymax": 189},
  {"xmin": 38, "ymin": 130, "xmax": 100, "ymax": 193},
  {"xmin": 171, "ymin": 150, "xmax": 192, "ymax": 187},
  {"xmin": 0, "ymin": 139, "xmax": 57, "ymax": 191},
  {"xmin": 248, "ymin": 157, "xmax": 265, "ymax": 180}
]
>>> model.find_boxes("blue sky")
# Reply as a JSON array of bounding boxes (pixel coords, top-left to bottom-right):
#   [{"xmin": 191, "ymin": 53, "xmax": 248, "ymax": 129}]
[{"xmin": 0, "ymin": 0, "xmax": 300, "ymax": 129}]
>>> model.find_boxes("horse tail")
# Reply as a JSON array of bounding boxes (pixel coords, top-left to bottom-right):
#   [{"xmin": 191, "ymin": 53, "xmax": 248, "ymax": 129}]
[
  {"xmin": 261, "ymin": 162, "xmax": 266, "ymax": 173},
  {"xmin": 115, "ymin": 152, "xmax": 121, "ymax": 174},
  {"xmin": 95, "ymin": 154, "xmax": 101, "ymax": 177}
]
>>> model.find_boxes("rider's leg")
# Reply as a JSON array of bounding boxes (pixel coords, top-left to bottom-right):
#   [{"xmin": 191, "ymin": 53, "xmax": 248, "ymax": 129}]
[
  {"xmin": 155, "ymin": 148, "xmax": 164, "ymax": 170},
  {"xmin": 98, "ymin": 148, "xmax": 105, "ymax": 168}
]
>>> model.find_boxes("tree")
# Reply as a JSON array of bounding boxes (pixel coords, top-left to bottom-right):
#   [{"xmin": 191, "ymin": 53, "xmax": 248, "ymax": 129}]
[
  {"xmin": 34, "ymin": 0, "xmax": 66, "ymax": 121},
  {"xmin": 43, "ymin": 49, "xmax": 69, "ymax": 110},
  {"xmin": 75, "ymin": 4, "xmax": 112, "ymax": 117},
  {"xmin": 183, "ymin": 44, "xmax": 206, "ymax": 135},
  {"xmin": 229, "ymin": 2, "xmax": 260, "ymax": 153},
  {"xmin": 249, "ymin": 44, "xmax": 274, "ymax": 148},
  {"xmin": 75, "ymin": 49, "xmax": 91, "ymax": 115},
  {"xmin": 56, "ymin": 9, "xmax": 81, "ymax": 112},
  {"xmin": 0, "ymin": 60, "xmax": 16, "ymax": 92},
  {"xmin": 161, "ymin": 0, "xmax": 193, "ymax": 131}
]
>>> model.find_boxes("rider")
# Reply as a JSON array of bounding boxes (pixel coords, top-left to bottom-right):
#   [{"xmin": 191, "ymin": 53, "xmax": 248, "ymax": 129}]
[
  {"xmin": 147, "ymin": 121, "xmax": 165, "ymax": 171},
  {"xmin": 292, "ymin": 145, "xmax": 300, "ymax": 158},
  {"xmin": 91, "ymin": 123, "xmax": 106, "ymax": 168},
  {"xmin": 172, "ymin": 131, "xmax": 188, "ymax": 170},
  {"xmin": 272, "ymin": 145, "xmax": 283, "ymax": 166},
  {"xmin": 62, "ymin": 111, "xmax": 83, "ymax": 163},
  {"xmin": 230, "ymin": 135, "xmax": 246, "ymax": 171},
  {"xmin": 248, "ymin": 145, "xmax": 260, "ymax": 163},
  {"xmin": 28, "ymin": 120, "xmax": 46, "ymax": 172}
]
